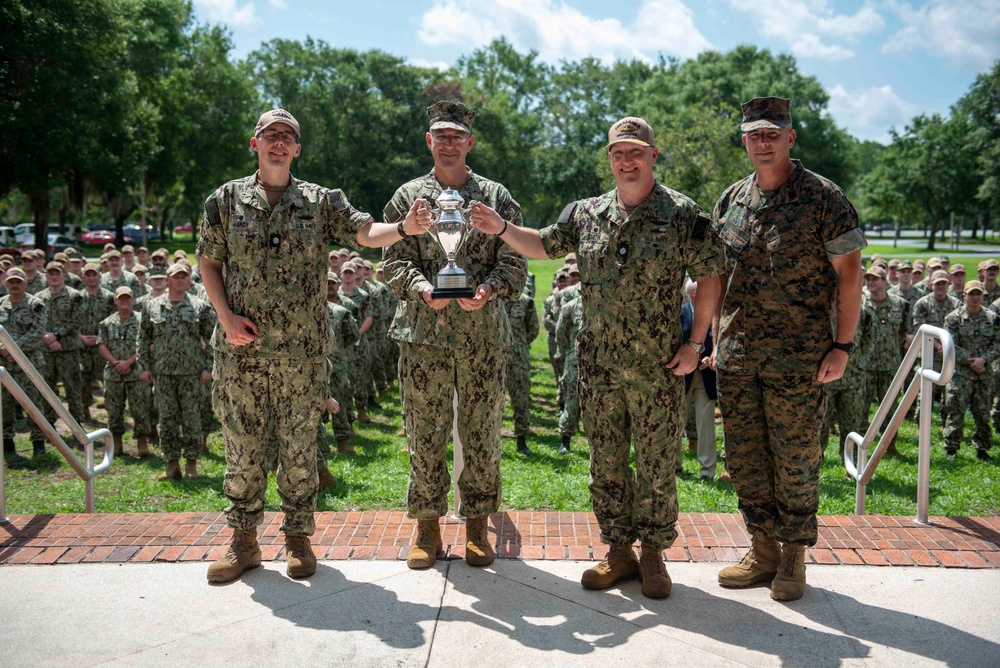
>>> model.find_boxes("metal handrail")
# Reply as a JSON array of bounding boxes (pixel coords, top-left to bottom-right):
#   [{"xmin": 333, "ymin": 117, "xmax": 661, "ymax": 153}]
[
  {"xmin": 0, "ymin": 325, "xmax": 113, "ymax": 521},
  {"xmin": 844, "ymin": 324, "xmax": 955, "ymax": 525}
]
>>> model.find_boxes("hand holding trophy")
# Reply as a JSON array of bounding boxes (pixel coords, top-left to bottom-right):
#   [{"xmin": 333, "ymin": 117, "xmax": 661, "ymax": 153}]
[{"xmin": 425, "ymin": 187, "xmax": 476, "ymax": 299}]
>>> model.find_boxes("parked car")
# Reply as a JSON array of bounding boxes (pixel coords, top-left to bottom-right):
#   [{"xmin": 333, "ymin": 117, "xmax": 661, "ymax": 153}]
[
  {"xmin": 173, "ymin": 222, "xmax": 199, "ymax": 235},
  {"xmin": 20, "ymin": 234, "xmax": 79, "ymax": 259},
  {"xmin": 123, "ymin": 225, "xmax": 161, "ymax": 242},
  {"xmin": 13, "ymin": 223, "xmax": 33, "ymax": 245},
  {"xmin": 81, "ymin": 230, "xmax": 137, "ymax": 246}
]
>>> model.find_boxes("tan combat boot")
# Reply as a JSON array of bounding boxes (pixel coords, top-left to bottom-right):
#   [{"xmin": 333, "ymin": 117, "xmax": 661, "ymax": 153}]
[
  {"xmin": 336, "ymin": 439, "xmax": 355, "ymax": 455},
  {"xmin": 135, "ymin": 434, "xmax": 151, "ymax": 458},
  {"xmin": 770, "ymin": 542, "xmax": 807, "ymax": 601},
  {"xmin": 158, "ymin": 459, "xmax": 182, "ymax": 481},
  {"xmin": 112, "ymin": 434, "xmax": 124, "ymax": 456},
  {"xmin": 207, "ymin": 529, "xmax": 261, "ymax": 583},
  {"xmin": 285, "ymin": 534, "xmax": 317, "ymax": 579},
  {"xmin": 407, "ymin": 518, "xmax": 442, "ymax": 569},
  {"xmin": 317, "ymin": 468, "xmax": 337, "ymax": 490},
  {"xmin": 465, "ymin": 516, "xmax": 495, "ymax": 567},
  {"xmin": 638, "ymin": 542, "xmax": 672, "ymax": 599},
  {"xmin": 357, "ymin": 406, "xmax": 372, "ymax": 424},
  {"xmin": 718, "ymin": 532, "xmax": 781, "ymax": 588},
  {"xmin": 581, "ymin": 543, "xmax": 640, "ymax": 590},
  {"xmin": 185, "ymin": 459, "xmax": 198, "ymax": 479}
]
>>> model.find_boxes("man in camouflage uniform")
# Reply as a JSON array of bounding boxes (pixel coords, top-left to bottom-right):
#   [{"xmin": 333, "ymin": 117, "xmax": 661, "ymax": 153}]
[
  {"xmin": 912, "ymin": 270, "xmax": 960, "ymax": 422},
  {"xmin": 543, "ymin": 270, "xmax": 569, "ymax": 401},
  {"xmin": 101, "ymin": 250, "xmax": 144, "ymax": 298},
  {"xmin": 325, "ymin": 272, "xmax": 359, "ymax": 458},
  {"xmin": 382, "ymin": 101, "xmax": 527, "ymax": 572},
  {"xmin": 474, "ymin": 115, "xmax": 722, "ymax": 599},
  {"xmin": 979, "ymin": 259, "xmax": 1000, "ymax": 304},
  {"xmin": 888, "ymin": 260, "xmax": 921, "ymax": 310},
  {"xmin": 858, "ymin": 265, "xmax": 909, "ymax": 457},
  {"xmin": 137, "ymin": 263, "xmax": 214, "ymax": 480},
  {"xmin": 98, "ymin": 286, "xmax": 152, "ymax": 457},
  {"xmin": 503, "ymin": 280, "xmax": 539, "ymax": 454},
  {"xmin": 712, "ymin": 98, "xmax": 865, "ymax": 602},
  {"xmin": 947, "ymin": 264, "xmax": 967, "ymax": 300},
  {"xmin": 22, "ymin": 250, "xmax": 47, "ymax": 295},
  {"xmin": 555, "ymin": 288, "xmax": 582, "ymax": 455},
  {"xmin": 37, "ymin": 261, "xmax": 87, "ymax": 432},
  {"xmin": 78, "ymin": 263, "xmax": 115, "ymax": 420},
  {"xmin": 198, "ymin": 109, "xmax": 392, "ymax": 584},
  {"xmin": 820, "ymin": 297, "xmax": 868, "ymax": 461},
  {"xmin": 0, "ymin": 268, "xmax": 47, "ymax": 461},
  {"xmin": 944, "ymin": 280, "xmax": 999, "ymax": 461}
]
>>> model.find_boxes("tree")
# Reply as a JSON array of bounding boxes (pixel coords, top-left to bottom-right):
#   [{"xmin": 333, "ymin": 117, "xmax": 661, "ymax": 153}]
[{"xmin": 954, "ymin": 60, "xmax": 1000, "ymax": 237}]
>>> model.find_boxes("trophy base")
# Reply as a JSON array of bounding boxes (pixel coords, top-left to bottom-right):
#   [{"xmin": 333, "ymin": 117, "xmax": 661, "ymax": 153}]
[{"xmin": 431, "ymin": 286, "xmax": 476, "ymax": 299}]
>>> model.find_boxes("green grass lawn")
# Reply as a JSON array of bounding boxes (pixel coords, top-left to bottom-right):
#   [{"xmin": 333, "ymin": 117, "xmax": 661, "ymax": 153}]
[{"xmin": 3, "ymin": 258, "xmax": 999, "ymax": 517}]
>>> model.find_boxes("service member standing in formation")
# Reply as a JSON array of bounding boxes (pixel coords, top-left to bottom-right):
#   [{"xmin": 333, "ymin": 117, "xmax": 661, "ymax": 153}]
[
  {"xmin": 554, "ymin": 285, "xmax": 583, "ymax": 455},
  {"xmin": 197, "ymin": 108, "xmax": 404, "ymax": 585},
  {"xmin": 473, "ymin": 116, "xmax": 723, "ymax": 599},
  {"xmin": 911, "ymin": 270, "xmax": 960, "ymax": 419},
  {"xmin": 37, "ymin": 261, "xmax": 86, "ymax": 432},
  {"xmin": 713, "ymin": 97, "xmax": 866, "ymax": 602},
  {"xmin": 503, "ymin": 280, "xmax": 539, "ymax": 455},
  {"xmin": 137, "ymin": 263, "xmax": 214, "ymax": 480},
  {"xmin": 382, "ymin": 101, "xmax": 527, "ymax": 572},
  {"xmin": 0, "ymin": 268, "xmax": 47, "ymax": 461},
  {"xmin": 324, "ymin": 271, "xmax": 360, "ymax": 459},
  {"xmin": 78, "ymin": 263, "xmax": 116, "ymax": 421},
  {"xmin": 943, "ymin": 280, "xmax": 999, "ymax": 461},
  {"xmin": 98, "ymin": 286, "xmax": 152, "ymax": 458}
]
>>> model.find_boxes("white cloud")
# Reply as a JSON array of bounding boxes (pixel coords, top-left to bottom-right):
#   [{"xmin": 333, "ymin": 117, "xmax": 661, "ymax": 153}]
[
  {"xmin": 827, "ymin": 84, "xmax": 918, "ymax": 143},
  {"xmin": 409, "ymin": 57, "xmax": 452, "ymax": 71},
  {"xmin": 882, "ymin": 0, "xmax": 1000, "ymax": 70},
  {"xmin": 726, "ymin": 0, "xmax": 885, "ymax": 61},
  {"xmin": 193, "ymin": 0, "xmax": 258, "ymax": 27},
  {"xmin": 417, "ymin": 0, "xmax": 712, "ymax": 64},
  {"xmin": 268, "ymin": 0, "xmax": 287, "ymax": 8}
]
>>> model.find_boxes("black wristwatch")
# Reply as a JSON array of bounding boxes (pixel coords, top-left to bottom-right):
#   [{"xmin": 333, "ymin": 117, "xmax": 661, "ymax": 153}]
[
  {"xmin": 832, "ymin": 341, "xmax": 855, "ymax": 354},
  {"xmin": 396, "ymin": 221, "xmax": 408, "ymax": 238}
]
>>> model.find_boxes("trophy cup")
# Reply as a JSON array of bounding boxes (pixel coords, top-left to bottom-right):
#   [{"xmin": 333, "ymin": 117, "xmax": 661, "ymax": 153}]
[{"xmin": 426, "ymin": 188, "xmax": 476, "ymax": 299}]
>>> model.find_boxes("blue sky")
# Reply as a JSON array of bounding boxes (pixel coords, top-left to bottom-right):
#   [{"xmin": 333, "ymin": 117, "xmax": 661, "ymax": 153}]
[{"xmin": 192, "ymin": 0, "xmax": 1000, "ymax": 144}]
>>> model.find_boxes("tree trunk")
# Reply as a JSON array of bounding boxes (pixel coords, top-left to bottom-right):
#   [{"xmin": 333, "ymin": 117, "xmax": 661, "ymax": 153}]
[{"xmin": 29, "ymin": 189, "xmax": 50, "ymax": 256}]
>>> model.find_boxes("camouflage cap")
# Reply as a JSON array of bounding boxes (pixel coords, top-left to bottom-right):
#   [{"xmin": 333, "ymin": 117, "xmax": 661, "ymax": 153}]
[
  {"xmin": 137, "ymin": 246, "xmax": 149, "ymax": 254},
  {"xmin": 605, "ymin": 116, "xmax": 655, "ymax": 150},
  {"xmin": 931, "ymin": 270, "xmax": 951, "ymax": 284},
  {"xmin": 44, "ymin": 261, "xmax": 64, "ymax": 274},
  {"xmin": 982, "ymin": 259, "xmax": 1000, "ymax": 270},
  {"xmin": 897, "ymin": 260, "xmax": 913, "ymax": 270},
  {"xmin": 0, "ymin": 257, "xmax": 13, "ymax": 268},
  {"xmin": 52, "ymin": 252, "xmax": 69, "ymax": 263},
  {"xmin": 147, "ymin": 265, "xmax": 167, "ymax": 278},
  {"xmin": 740, "ymin": 97, "xmax": 792, "ymax": 132},
  {"xmin": 565, "ymin": 253, "xmax": 577, "ymax": 263},
  {"xmin": 427, "ymin": 101, "xmax": 475, "ymax": 134},
  {"xmin": 949, "ymin": 263, "xmax": 966, "ymax": 275},
  {"xmin": 106, "ymin": 249, "xmax": 122, "ymax": 259},
  {"xmin": 166, "ymin": 262, "xmax": 190, "ymax": 277},
  {"xmin": 568, "ymin": 265, "xmax": 580, "ymax": 276},
  {"xmin": 888, "ymin": 259, "xmax": 899, "ymax": 268},
  {"xmin": 926, "ymin": 257, "xmax": 943, "ymax": 270},
  {"xmin": 121, "ymin": 244, "xmax": 135, "ymax": 253},
  {"xmin": 132, "ymin": 264, "xmax": 147, "ymax": 275},
  {"xmin": 872, "ymin": 258, "xmax": 889, "ymax": 270},
  {"xmin": 65, "ymin": 247, "xmax": 84, "ymax": 260},
  {"xmin": 555, "ymin": 270, "xmax": 568, "ymax": 280},
  {"xmin": 5, "ymin": 267, "xmax": 26, "ymax": 282},
  {"xmin": 865, "ymin": 266, "xmax": 887, "ymax": 279},
  {"xmin": 913, "ymin": 259, "xmax": 926, "ymax": 269},
  {"xmin": 938, "ymin": 254, "xmax": 950, "ymax": 264},
  {"xmin": 327, "ymin": 271, "xmax": 341, "ymax": 284},
  {"xmin": 151, "ymin": 248, "xmax": 169, "ymax": 258},
  {"xmin": 103, "ymin": 243, "xmax": 116, "ymax": 252},
  {"xmin": 254, "ymin": 108, "xmax": 300, "ymax": 137},
  {"xmin": 337, "ymin": 248, "xmax": 350, "ymax": 257},
  {"xmin": 82, "ymin": 263, "xmax": 101, "ymax": 274},
  {"xmin": 173, "ymin": 249, "xmax": 188, "ymax": 260},
  {"xmin": 114, "ymin": 286, "xmax": 133, "ymax": 299},
  {"xmin": 964, "ymin": 279, "xmax": 985, "ymax": 294},
  {"xmin": 362, "ymin": 259, "xmax": 374, "ymax": 270},
  {"xmin": 340, "ymin": 264, "xmax": 356, "ymax": 274}
]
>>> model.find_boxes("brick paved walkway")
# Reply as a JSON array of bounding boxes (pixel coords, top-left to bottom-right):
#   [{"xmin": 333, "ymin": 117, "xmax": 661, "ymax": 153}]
[{"xmin": 2, "ymin": 511, "xmax": 998, "ymax": 568}]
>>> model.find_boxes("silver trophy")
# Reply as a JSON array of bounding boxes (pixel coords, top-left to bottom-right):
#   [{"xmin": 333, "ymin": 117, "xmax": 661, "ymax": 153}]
[{"xmin": 426, "ymin": 188, "xmax": 475, "ymax": 299}]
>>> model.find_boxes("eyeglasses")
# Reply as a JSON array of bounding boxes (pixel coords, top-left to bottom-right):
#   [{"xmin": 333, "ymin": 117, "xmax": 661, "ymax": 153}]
[
  {"xmin": 431, "ymin": 133, "xmax": 469, "ymax": 146},
  {"xmin": 259, "ymin": 129, "xmax": 298, "ymax": 143}
]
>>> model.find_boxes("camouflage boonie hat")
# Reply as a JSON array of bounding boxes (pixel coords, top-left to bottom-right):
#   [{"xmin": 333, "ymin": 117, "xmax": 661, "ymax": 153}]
[
  {"xmin": 740, "ymin": 97, "xmax": 792, "ymax": 132},
  {"xmin": 427, "ymin": 101, "xmax": 475, "ymax": 134},
  {"xmin": 254, "ymin": 108, "xmax": 300, "ymax": 137},
  {"xmin": 964, "ymin": 280, "xmax": 985, "ymax": 294},
  {"xmin": 5, "ymin": 267, "xmax": 26, "ymax": 282},
  {"xmin": 327, "ymin": 271, "xmax": 341, "ymax": 284},
  {"xmin": 82, "ymin": 263, "xmax": 100, "ymax": 274},
  {"xmin": 114, "ymin": 286, "xmax": 133, "ymax": 299},
  {"xmin": 865, "ymin": 266, "xmax": 887, "ymax": 279},
  {"xmin": 605, "ymin": 117, "xmax": 656, "ymax": 150},
  {"xmin": 949, "ymin": 263, "xmax": 966, "ymax": 275},
  {"xmin": 930, "ymin": 270, "xmax": 951, "ymax": 284}
]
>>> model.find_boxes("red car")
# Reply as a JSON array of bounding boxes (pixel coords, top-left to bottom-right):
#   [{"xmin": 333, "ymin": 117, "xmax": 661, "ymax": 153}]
[
  {"xmin": 173, "ymin": 222, "xmax": 199, "ymax": 235},
  {"xmin": 82, "ymin": 230, "xmax": 134, "ymax": 246}
]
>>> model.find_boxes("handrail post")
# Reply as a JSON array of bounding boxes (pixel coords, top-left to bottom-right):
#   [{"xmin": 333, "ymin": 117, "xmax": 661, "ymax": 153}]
[
  {"xmin": 1, "ymin": 372, "xmax": 6, "ymax": 524},
  {"xmin": 915, "ymin": 331, "xmax": 936, "ymax": 525}
]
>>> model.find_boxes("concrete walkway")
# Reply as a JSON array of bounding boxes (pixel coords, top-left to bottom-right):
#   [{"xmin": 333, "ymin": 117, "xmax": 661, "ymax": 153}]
[{"xmin": 2, "ymin": 559, "xmax": 998, "ymax": 667}]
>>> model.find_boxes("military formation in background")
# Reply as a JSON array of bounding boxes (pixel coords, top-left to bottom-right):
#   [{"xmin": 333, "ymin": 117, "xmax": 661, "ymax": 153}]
[{"xmin": 0, "ymin": 243, "xmax": 405, "ymax": 484}]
